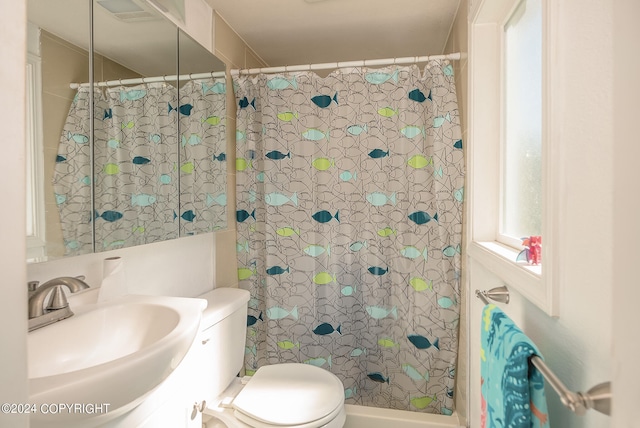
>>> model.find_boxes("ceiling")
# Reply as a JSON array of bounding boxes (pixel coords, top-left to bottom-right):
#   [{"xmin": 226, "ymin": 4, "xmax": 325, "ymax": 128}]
[{"xmin": 205, "ymin": 0, "xmax": 461, "ymax": 67}]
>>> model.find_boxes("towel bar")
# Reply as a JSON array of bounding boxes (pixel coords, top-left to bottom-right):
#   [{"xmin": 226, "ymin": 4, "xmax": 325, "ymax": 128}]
[{"xmin": 475, "ymin": 286, "xmax": 612, "ymax": 416}]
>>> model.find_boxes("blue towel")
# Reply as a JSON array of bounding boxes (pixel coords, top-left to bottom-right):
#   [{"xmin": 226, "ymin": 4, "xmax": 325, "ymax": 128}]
[{"xmin": 480, "ymin": 304, "xmax": 550, "ymax": 428}]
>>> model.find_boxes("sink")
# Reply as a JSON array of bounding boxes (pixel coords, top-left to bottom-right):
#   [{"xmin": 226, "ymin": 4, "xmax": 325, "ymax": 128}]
[{"xmin": 28, "ymin": 294, "xmax": 206, "ymax": 427}]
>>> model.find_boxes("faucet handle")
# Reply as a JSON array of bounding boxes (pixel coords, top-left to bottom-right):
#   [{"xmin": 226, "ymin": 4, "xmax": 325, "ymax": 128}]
[{"xmin": 46, "ymin": 285, "xmax": 69, "ymax": 311}]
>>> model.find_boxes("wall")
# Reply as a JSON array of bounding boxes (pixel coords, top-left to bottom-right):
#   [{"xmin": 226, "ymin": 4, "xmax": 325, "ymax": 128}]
[
  {"xmin": 443, "ymin": 0, "xmax": 469, "ymax": 423},
  {"xmin": 0, "ymin": 1, "xmax": 29, "ymax": 427},
  {"xmin": 468, "ymin": 2, "xmax": 614, "ymax": 428}
]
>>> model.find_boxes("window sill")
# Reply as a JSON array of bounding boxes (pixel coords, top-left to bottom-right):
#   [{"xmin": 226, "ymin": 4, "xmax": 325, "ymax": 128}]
[{"xmin": 468, "ymin": 241, "xmax": 550, "ymax": 311}]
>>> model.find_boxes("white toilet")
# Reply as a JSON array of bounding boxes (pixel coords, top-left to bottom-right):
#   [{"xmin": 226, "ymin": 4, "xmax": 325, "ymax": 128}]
[{"xmin": 196, "ymin": 287, "xmax": 346, "ymax": 428}]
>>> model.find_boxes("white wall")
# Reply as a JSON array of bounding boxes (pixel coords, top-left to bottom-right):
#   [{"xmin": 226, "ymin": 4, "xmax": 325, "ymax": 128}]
[
  {"xmin": 468, "ymin": 2, "xmax": 614, "ymax": 427},
  {"xmin": 0, "ymin": 1, "xmax": 29, "ymax": 427}
]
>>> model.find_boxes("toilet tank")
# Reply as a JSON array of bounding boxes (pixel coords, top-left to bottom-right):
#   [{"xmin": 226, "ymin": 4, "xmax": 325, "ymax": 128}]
[{"xmin": 197, "ymin": 287, "xmax": 250, "ymax": 401}]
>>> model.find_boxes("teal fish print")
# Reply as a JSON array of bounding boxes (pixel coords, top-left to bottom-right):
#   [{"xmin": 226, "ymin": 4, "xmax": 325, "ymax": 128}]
[
  {"xmin": 438, "ymin": 297, "xmax": 455, "ymax": 308},
  {"xmin": 443, "ymin": 64, "xmax": 454, "ymax": 76},
  {"xmin": 347, "ymin": 124, "xmax": 367, "ymax": 136},
  {"xmin": 202, "ymin": 81, "xmax": 226, "ymax": 94},
  {"xmin": 120, "ymin": 89, "xmax": 146, "ymax": 102},
  {"xmin": 267, "ymin": 76, "xmax": 298, "ymax": 90},
  {"xmin": 236, "ymin": 130, "xmax": 246, "ymax": 141},
  {"xmin": 303, "ymin": 128, "xmax": 329, "ymax": 141},
  {"xmin": 408, "ymin": 88, "xmax": 427, "ymax": 103},
  {"xmin": 402, "ymin": 363, "xmax": 430, "ymax": 381},
  {"xmin": 160, "ymin": 174, "xmax": 171, "ymax": 184},
  {"xmin": 80, "ymin": 176, "xmax": 91, "ymax": 185},
  {"xmin": 181, "ymin": 210, "xmax": 196, "ymax": 222},
  {"xmin": 344, "ymin": 387, "xmax": 357, "ymax": 399},
  {"xmin": 341, "ymin": 285, "xmax": 356, "ymax": 296},
  {"xmin": 368, "ymin": 148, "xmax": 389, "ymax": 159},
  {"xmin": 454, "ymin": 188, "xmax": 464, "ymax": 202},
  {"xmin": 238, "ymin": 97, "xmax": 256, "ymax": 110},
  {"xmin": 213, "ymin": 153, "xmax": 226, "ymax": 161},
  {"xmin": 131, "ymin": 193, "xmax": 157, "ymax": 207},
  {"xmin": 454, "ymin": 139, "xmax": 463, "ymax": 149},
  {"xmin": 313, "ymin": 322, "xmax": 341, "ymax": 335},
  {"xmin": 56, "ymin": 155, "xmax": 66, "ymax": 163},
  {"xmin": 365, "ymin": 69, "xmax": 399, "ymax": 85},
  {"xmin": 265, "ymin": 192, "xmax": 298, "ymax": 206},
  {"xmin": 245, "ymin": 345, "xmax": 257, "ymax": 356},
  {"xmin": 55, "ymin": 194, "xmax": 66, "ymax": 205},
  {"xmin": 266, "ymin": 150, "xmax": 291, "ymax": 160},
  {"xmin": 67, "ymin": 132, "xmax": 88, "ymax": 144},
  {"xmin": 407, "ymin": 334, "xmax": 440, "ymax": 350},
  {"xmin": 350, "ymin": 348, "xmax": 367, "ymax": 357},
  {"xmin": 400, "ymin": 125, "xmax": 426, "ymax": 139},
  {"xmin": 149, "ymin": 134, "xmax": 161, "ymax": 144},
  {"xmin": 304, "ymin": 244, "xmax": 330, "ymax": 257},
  {"xmin": 349, "ymin": 241, "xmax": 367, "ymax": 252},
  {"xmin": 256, "ymin": 172, "xmax": 265, "ymax": 182},
  {"xmin": 312, "ymin": 210, "xmax": 339, "ymax": 223},
  {"xmin": 236, "ymin": 209, "xmax": 256, "ymax": 222},
  {"xmin": 206, "ymin": 193, "xmax": 227, "ymax": 206},
  {"xmin": 366, "ymin": 305, "xmax": 397, "ymax": 320},
  {"xmin": 181, "ymin": 134, "xmax": 202, "ymax": 147},
  {"xmin": 247, "ymin": 312, "xmax": 263, "ymax": 326},
  {"xmin": 237, "ymin": 241, "xmax": 250, "ymax": 253},
  {"xmin": 266, "ymin": 265, "xmax": 289, "ymax": 275},
  {"xmin": 434, "ymin": 112, "xmax": 452, "ymax": 128},
  {"xmin": 107, "ymin": 139, "xmax": 119, "ymax": 149},
  {"xmin": 366, "ymin": 191, "xmax": 396, "ymax": 206},
  {"xmin": 132, "ymin": 156, "xmax": 150, "ymax": 165},
  {"xmin": 305, "ymin": 356, "xmax": 331, "ymax": 368},
  {"xmin": 434, "ymin": 166, "xmax": 444, "ymax": 178},
  {"xmin": 168, "ymin": 103, "xmax": 193, "ymax": 116},
  {"xmin": 103, "ymin": 108, "xmax": 112, "ymax": 119},
  {"xmin": 442, "ymin": 244, "xmax": 461, "ymax": 257},
  {"xmin": 408, "ymin": 211, "xmax": 438, "ymax": 225},
  {"xmin": 367, "ymin": 372, "xmax": 389, "ymax": 384},
  {"xmin": 266, "ymin": 305, "xmax": 298, "ymax": 320},
  {"xmin": 339, "ymin": 170, "xmax": 357, "ymax": 181},
  {"xmin": 311, "ymin": 92, "xmax": 338, "ymax": 108},
  {"xmin": 368, "ymin": 266, "xmax": 389, "ymax": 276},
  {"xmin": 401, "ymin": 246, "xmax": 428, "ymax": 261},
  {"xmin": 95, "ymin": 210, "xmax": 123, "ymax": 222},
  {"xmin": 441, "ymin": 408, "xmax": 454, "ymax": 416}
]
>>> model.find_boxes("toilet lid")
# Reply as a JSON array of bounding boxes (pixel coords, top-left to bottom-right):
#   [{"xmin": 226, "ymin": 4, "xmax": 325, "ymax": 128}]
[{"xmin": 232, "ymin": 363, "xmax": 344, "ymax": 427}]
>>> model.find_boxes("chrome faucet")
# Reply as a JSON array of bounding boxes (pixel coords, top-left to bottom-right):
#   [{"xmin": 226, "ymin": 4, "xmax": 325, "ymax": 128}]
[{"xmin": 28, "ymin": 276, "xmax": 90, "ymax": 331}]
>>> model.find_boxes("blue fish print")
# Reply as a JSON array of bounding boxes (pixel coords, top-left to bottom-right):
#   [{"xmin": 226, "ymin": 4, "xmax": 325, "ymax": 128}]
[
  {"xmin": 311, "ymin": 92, "xmax": 338, "ymax": 108},
  {"xmin": 407, "ymin": 334, "xmax": 440, "ymax": 350},
  {"xmin": 95, "ymin": 210, "xmax": 123, "ymax": 222},
  {"xmin": 247, "ymin": 311, "xmax": 263, "ymax": 326},
  {"xmin": 236, "ymin": 209, "xmax": 256, "ymax": 222},
  {"xmin": 239, "ymin": 97, "xmax": 256, "ymax": 110},
  {"xmin": 181, "ymin": 210, "xmax": 196, "ymax": 222},
  {"xmin": 168, "ymin": 103, "xmax": 193, "ymax": 116},
  {"xmin": 408, "ymin": 88, "xmax": 427, "ymax": 103},
  {"xmin": 132, "ymin": 156, "xmax": 151, "ymax": 165},
  {"xmin": 408, "ymin": 211, "xmax": 438, "ymax": 225},
  {"xmin": 265, "ymin": 150, "xmax": 291, "ymax": 160},
  {"xmin": 103, "ymin": 108, "xmax": 112, "ymax": 119},
  {"xmin": 313, "ymin": 322, "xmax": 342, "ymax": 335},
  {"xmin": 312, "ymin": 210, "xmax": 339, "ymax": 223},
  {"xmin": 267, "ymin": 76, "xmax": 298, "ymax": 90},
  {"xmin": 202, "ymin": 82, "xmax": 226, "ymax": 94},
  {"xmin": 365, "ymin": 69, "xmax": 399, "ymax": 85},
  {"xmin": 454, "ymin": 139, "xmax": 463, "ymax": 149},
  {"xmin": 369, "ymin": 149, "xmax": 389, "ymax": 159},
  {"xmin": 367, "ymin": 372, "xmax": 390, "ymax": 384},
  {"xmin": 56, "ymin": 155, "xmax": 66, "ymax": 163},
  {"xmin": 213, "ymin": 153, "xmax": 226, "ymax": 161},
  {"xmin": 266, "ymin": 265, "xmax": 289, "ymax": 275},
  {"xmin": 368, "ymin": 266, "xmax": 389, "ymax": 276}
]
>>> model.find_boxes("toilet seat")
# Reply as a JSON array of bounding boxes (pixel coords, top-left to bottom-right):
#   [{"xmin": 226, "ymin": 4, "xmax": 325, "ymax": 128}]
[{"xmin": 231, "ymin": 363, "xmax": 345, "ymax": 428}]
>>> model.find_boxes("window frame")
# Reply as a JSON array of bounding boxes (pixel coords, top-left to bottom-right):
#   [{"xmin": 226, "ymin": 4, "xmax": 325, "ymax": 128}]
[{"xmin": 468, "ymin": 0, "xmax": 558, "ymax": 315}]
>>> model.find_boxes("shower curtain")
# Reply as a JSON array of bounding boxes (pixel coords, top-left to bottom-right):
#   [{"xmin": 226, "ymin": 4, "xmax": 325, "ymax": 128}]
[
  {"xmin": 234, "ymin": 63, "xmax": 464, "ymax": 414},
  {"xmin": 54, "ymin": 78, "xmax": 227, "ymax": 255}
]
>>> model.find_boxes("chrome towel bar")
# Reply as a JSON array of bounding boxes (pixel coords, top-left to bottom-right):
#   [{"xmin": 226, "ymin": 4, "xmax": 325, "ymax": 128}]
[{"xmin": 476, "ymin": 286, "xmax": 612, "ymax": 416}]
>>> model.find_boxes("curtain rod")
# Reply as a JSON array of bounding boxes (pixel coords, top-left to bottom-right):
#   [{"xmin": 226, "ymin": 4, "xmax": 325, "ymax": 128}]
[
  {"xmin": 69, "ymin": 71, "xmax": 227, "ymax": 89},
  {"xmin": 231, "ymin": 52, "xmax": 462, "ymax": 76}
]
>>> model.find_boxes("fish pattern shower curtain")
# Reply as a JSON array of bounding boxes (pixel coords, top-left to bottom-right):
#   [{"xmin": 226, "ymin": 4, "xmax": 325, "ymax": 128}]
[
  {"xmin": 54, "ymin": 78, "xmax": 226, "ymax": 255},
  {"xmin": 234, "ymin": 63, "xmax": 464, "ymax": 414}
]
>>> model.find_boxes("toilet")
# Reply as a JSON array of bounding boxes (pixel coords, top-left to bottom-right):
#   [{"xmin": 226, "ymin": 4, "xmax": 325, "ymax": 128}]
[{"xmin": 196, "ymin": 287, "xmax": 346, "ymax": 428}]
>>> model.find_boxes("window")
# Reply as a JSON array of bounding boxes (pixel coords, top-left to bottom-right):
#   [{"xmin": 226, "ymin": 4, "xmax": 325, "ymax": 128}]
[{"xmin": 500, "ymin": 0, "xmax": 542, "ymax": 246}]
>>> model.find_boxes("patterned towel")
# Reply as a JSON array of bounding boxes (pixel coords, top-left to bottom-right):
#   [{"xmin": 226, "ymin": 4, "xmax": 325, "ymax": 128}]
[{"xmin": 480, "ymin": 304, "xmax": 550, "ymax": 428}]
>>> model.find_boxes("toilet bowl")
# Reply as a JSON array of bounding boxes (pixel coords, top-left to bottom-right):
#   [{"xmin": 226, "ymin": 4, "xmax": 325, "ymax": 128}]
[{"xmin": 197, "ymin": 288, "xmax": 346, "ymax": 428}]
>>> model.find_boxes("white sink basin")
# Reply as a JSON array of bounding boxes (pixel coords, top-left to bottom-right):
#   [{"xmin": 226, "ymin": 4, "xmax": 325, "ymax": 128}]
[{"xmin": 28, "ymin": 294, "xmax": 206, "ymax": 427}]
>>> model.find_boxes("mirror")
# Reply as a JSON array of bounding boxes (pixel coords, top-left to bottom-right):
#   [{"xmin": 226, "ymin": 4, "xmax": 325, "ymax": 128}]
[{"xmin": 26, "ymin": 0, "xmax": 227, "ymax": 263}]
